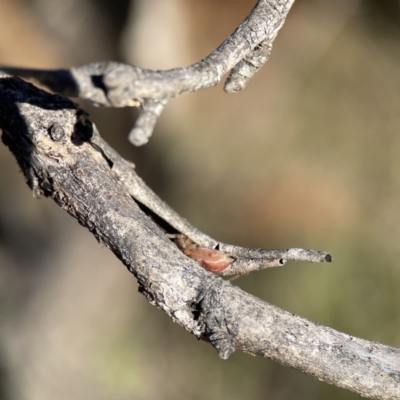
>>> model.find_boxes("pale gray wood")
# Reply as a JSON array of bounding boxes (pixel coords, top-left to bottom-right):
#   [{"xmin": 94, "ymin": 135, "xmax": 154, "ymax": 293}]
[
  {"xmin": 1, "ymin": 1, "xmax": 399, "ymax": 397},
  {"xmin": 1, "ymin": 75, "xmax": 399, "ymax": 400},
  {"xmin": 0, "ymin": 0, "xmax": 295, "ymax": 145}
]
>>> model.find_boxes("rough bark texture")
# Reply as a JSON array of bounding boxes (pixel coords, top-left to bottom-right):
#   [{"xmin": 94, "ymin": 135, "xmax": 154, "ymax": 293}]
[
  {"xmin": 1, "ymin": 0, "xmax": 399, "ymax": 398},
  {"xmin": 1, "ymin": 75, "xmax": 400, "ymax": 400}
]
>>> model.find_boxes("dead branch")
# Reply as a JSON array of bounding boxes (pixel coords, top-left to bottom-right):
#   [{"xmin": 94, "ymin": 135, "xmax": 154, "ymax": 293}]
[
  {"xmin": 0, "ymin": 0, "xmax": 294, "ymax": 145},
  {"xmin": 1, "ymin": 0, "xmax": 399, "ymax": 398},
  {"xmin": 1, "ymin": 74, "xmax": 400, "ymax": 400}
]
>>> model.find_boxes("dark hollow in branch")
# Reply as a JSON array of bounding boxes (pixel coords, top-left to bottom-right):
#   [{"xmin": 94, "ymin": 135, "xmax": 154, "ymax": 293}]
[{"xmin": 1, "ymin": 75, "xmax": 400, "ymax": 400}]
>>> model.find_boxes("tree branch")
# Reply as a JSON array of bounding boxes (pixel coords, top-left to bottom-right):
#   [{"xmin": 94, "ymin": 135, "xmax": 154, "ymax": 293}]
[
  {"xmin": 89, "ymin": 122, "xmax": 331, "ymax": 275},
  {"xmin": 1, "ymin": 75, "xmax": 400, "ymax": 400},
  {"xmin": 1, "ymin": 1, "xmax": 399, "ymax": 398},
  {"xmin": 0, "ymin": 0, "xmax": 327, "ymax": 277},
  {"xmin": 0, "ymin": 0, "xmax": 295, "ymax": 145}
]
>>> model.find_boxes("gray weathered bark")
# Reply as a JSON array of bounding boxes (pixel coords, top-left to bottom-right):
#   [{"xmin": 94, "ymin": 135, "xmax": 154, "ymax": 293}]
[
  {"xmin": 1, "ymin": 74, "xmax": 400, "ymax": 400},
  {"xmin": 1, "ymin": 0, "xmax": 400, "ymax": 398},
  {"xmin": 0, "ymin": 0, "xmax": 295, "ymax": 146}
]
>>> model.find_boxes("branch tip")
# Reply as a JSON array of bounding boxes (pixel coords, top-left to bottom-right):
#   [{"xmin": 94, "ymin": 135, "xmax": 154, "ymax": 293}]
[
  {"xmin": 224, "ymin": 79, "xmax": 244, "ymax": 93},
  {"xmin": 284, "ymin": 248, "xmax": 332, "ymax": 263},
  {"xmin": 128, "ymin": 127, "xmax": 149, "ymax": 146},
  {"xmin": 128, "ymin": 101, "xmax": 166, "ymax": 146}
]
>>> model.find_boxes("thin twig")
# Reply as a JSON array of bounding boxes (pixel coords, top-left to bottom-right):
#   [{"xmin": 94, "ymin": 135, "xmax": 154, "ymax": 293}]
[{"xmin": 89, "ymin": 125, "xmax": 331, "ymax": 276}]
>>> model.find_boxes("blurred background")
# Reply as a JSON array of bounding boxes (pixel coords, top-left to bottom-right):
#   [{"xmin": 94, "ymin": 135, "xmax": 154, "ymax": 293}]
[{"xmin": 1, "ymin": 0, "xmax": 400, "ymax": 399}]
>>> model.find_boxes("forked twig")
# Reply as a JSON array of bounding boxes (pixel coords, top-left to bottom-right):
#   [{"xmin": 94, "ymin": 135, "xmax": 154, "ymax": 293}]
[{"xmin": 0, "ymin": 0, "xmax": 295, "ymax": 145}]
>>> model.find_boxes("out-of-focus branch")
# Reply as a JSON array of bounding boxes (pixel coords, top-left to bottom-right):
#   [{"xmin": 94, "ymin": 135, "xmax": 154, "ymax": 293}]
[
  {"xmin": 0, "ymin": 0, "xmax": 294, "ymax": 145},
  {"xmin": 1, "ymin": 75, "xmax": 400, "ymax": 400}
]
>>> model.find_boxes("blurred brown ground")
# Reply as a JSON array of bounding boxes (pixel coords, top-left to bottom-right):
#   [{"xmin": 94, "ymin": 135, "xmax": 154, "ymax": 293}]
[{"xmin": 1, "ymin": 1, "xmax": 400, "ymax": 399}]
